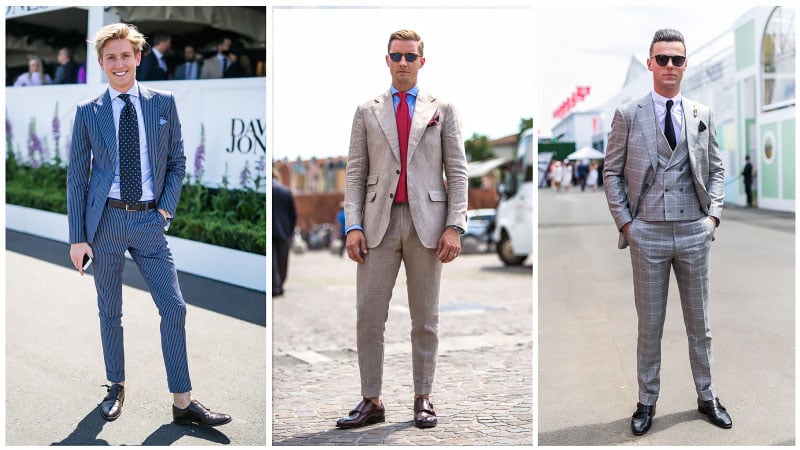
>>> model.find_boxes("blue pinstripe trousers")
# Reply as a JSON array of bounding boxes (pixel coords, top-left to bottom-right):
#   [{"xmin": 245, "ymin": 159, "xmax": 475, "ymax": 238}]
[{"xmin": 92, "ymin": 204, "xmax": 192, "ymax": 393}]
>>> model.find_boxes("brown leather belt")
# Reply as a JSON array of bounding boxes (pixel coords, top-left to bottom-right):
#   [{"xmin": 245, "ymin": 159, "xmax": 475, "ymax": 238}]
[{"xmin": 107, "ymin": 198, "xmax": 157, "ymax": 211}]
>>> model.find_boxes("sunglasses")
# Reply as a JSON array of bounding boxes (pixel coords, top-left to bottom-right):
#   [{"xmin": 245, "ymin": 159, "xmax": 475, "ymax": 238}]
[
  {"xmin": 388, "ymin": 52, "xmax": 420, "ymax": 63},
  {"xmin": 651, "ymin": 54, "xmax": 686, "ymax": 67}
]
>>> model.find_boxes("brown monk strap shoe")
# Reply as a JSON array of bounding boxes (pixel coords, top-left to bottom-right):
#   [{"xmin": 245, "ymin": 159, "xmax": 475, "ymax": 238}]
[
  {"xmin": 336, "ymin": 398, "xmax": 385, "ymax": 429},
  {"xmin": 413, "ymin": 397, "xmax": 437, "ymax": 428}
]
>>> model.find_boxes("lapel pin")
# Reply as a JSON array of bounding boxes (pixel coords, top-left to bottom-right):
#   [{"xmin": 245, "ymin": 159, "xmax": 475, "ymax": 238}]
[{"xmin": 693, "ymin": 105, "xmax": 697, "ymax": 118}]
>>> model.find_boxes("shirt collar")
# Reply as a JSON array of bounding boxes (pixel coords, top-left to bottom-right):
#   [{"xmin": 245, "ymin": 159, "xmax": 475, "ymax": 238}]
[
  {"xmin": 391, "ymin": 85, "xmax": 419, "ymax": 98},
  {"xmin": 109, "ymin": 81, "xmax": 140, "ymax": 101},
  {"xmin": 651, "ymin": 90, "xmax": 682, "ymax": 109},
  {"xmin": 152, "ymin": 48, "xmax": 165, "ymax": 59}
]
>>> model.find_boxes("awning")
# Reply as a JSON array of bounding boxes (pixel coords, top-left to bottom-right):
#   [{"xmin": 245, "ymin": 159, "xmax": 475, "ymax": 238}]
[
  {"xmin": 467, "ymin": 156, "xmax": 513, "ymax": 179},
  {"xmin": 113, "ymin": 6, "xmax": 265, "ymax": 44}
]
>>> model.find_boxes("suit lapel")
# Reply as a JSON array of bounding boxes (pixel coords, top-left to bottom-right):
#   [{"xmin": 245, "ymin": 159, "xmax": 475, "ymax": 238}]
[
  {"xmin": 95, "ymin": 91, "xmax": 117, "ymax": 162},
  {"xmin": 636, "ymin": 93, "xmax": 658, "ymax": 174},
  {"xmin": 682, "ymin": 96, "xmax": 702, "ymax": 184},
  {"xmin": 139, "ymin": 85, "xmax": 159, "ymax": 165},
  {"xmin": 373, "ymin": 91, "xmax": 401, "ymax": 163},
  {"xmin": 408, "ymin": 91, "xmax": 437, "ymax": 162}
]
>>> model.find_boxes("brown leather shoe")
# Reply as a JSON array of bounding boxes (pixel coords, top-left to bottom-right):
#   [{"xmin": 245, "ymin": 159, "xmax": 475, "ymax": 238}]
[
  {"xmin": 173, "ymin": 400, "xmax": 232, "ymax": 427},
  {"xmin": 336, "ymin": 398, "xmax": 385, "ymax": 429},
  {"xmin": 99, "ymin": 383, "xmax": 125, "ymax": 422},
  {"xmin": 413, "ymin": 397, "xmax": 437, "ymax": 428}
]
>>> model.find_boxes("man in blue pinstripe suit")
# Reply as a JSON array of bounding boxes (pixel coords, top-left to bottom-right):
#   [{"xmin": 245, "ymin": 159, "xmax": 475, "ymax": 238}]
[{"xmin": 67, "ymin": 22, "xmax": 230, "ymax": 426}]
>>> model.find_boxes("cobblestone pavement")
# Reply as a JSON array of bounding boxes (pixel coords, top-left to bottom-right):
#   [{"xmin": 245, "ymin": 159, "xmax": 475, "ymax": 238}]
[
  {"xmin": 272, "ymin": 248, "xmax": 533, "ymax": 445},
  {"xmin": 538, "ymin": 189, "xmax": 795, "ymax": 445}
]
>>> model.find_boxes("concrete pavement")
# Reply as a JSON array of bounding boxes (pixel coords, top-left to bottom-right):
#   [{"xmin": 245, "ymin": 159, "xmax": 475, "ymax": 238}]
[
  {"xmin": 538, "ymin": 188, "xmax": 795, "ymax": 445},
  {"xmin": 5, "ymin": 230, "xmax": 266, "ymax": 445},
  {"xmin": 272, "ymin": 247, "xmax": 533, "ymax": 445}
]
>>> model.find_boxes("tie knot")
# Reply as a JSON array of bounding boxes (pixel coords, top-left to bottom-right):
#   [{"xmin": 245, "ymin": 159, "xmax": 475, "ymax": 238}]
[
  {"xmin": 395, "ymin": 91, "xmax": 407, "ymax": 101},
  {"xmin": 118, "ymin": 93, "xmax": 131, "ymax": 105},
  {"xmin": 666, "ymin": 99, "xmax": 674, "ymax": 110}
]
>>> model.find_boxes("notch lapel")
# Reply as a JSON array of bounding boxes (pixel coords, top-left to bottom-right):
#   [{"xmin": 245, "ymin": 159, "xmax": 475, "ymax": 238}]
[
  {"xmin": 95, "ymin": 91, "xmax": 117, "ymax": 163},
  {"xmin": 373, "ymin": 91, "xmax": 401, "ymax": 163},
  {"xmin": 139, "ymin": 86, "xmax": 160, "ymax": 166},
  {"xmin": 407, "ymin": 91, "xmax": 437, "ymax": 162}
]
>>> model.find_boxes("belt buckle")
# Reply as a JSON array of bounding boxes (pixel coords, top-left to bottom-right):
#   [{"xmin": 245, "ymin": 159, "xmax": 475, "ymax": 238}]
[{"xmin": 125, "ymin": 202, "xmax": 136, "ymax": 211}]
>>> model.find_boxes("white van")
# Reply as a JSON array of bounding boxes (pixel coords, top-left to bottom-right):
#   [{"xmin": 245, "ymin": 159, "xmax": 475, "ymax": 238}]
[{"xmin": 492, "ymin": 128, "xmax": 533, "ymax": 265}]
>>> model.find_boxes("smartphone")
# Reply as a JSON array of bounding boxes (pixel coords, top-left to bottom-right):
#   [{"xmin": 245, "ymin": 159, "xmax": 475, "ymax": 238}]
[{"xmin": 82, "ymin": 254, "xmax": 93, "ymax": 271}]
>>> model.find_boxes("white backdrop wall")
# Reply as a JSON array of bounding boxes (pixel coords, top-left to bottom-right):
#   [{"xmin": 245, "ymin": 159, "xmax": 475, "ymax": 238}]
[{"xmin": 6, "ymin": 78, "xmax": 267, "ymax": 191}]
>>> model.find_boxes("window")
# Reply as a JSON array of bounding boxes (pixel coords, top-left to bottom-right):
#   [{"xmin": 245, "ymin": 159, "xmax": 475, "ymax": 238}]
[{"xmin": 762, "ymin": 6, "xmax": 796, "ymax": 110}]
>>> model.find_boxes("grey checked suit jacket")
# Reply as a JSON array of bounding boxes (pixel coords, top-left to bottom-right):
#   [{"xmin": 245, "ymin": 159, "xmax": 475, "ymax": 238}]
[
  {"xmin": 603, "ymin": 93, "xmax": 724, "ymax": 249},
  {"xmin": 345, "ymin": 89, "xmax": 468, "ymax": 249},
  {"xmin": 67, "ymin": 85, "xmax": 186, "ymax": 244}
]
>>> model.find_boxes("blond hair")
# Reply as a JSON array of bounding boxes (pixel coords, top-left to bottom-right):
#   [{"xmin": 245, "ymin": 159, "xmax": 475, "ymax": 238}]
[
  {"xmin": 387, "ymin": 29, "xmax": 424, "ymax": 56},
  {"xmin": 93, "ymin": 22, "xmax": 147, "ymax": 59}
]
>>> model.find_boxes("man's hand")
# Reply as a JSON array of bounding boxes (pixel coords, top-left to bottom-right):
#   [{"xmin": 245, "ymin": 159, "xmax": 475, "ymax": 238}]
[
  {"xmin": 158, "ymin": 208, "xmax": 169, "ymax": 220},
  {"xmin": 436, "ymin": 227, "xmax": 461, "ymax": 263},
  {"xmin": 69, "ymin": 242, "xmax": 94, "ymax": 276},
  {"xmin": 346, "ymin": 230, "xmax": 367, "ymax": 263},
  {"xmin": 621, "ymin": 221, "xmax": 632, "ymax": 238}
]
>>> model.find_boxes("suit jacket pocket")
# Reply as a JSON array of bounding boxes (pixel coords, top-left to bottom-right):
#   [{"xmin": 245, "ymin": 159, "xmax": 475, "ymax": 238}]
[
  {"xmin": 366, "ymin": 192, "xmax": 377, "ymax": 202},
  {"xmin": 429, "ymin": 191, "xmax": 447, "ymax": 202},
  {"xmin": 366, "ymin": 175, "xmax": 378, "ymax": 187}
]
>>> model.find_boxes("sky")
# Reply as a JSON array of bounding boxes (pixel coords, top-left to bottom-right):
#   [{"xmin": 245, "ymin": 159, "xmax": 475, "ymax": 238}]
[
  {"xmin": 536, "ymin": 2, "xmax": 760, "ymax": 137},
  {"xmin": 270, "ymin": 5, "xmax": 534, "ymax": 161}
]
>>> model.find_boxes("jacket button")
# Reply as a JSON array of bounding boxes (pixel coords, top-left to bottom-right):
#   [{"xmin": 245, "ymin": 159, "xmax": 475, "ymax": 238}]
[
  {"xmin": 389, "ymin": 193, "xmax": 394, "ymax": 198},
  {"xmin": 396, "ymin": 169, "xmax": 400, "ymax": 174}
]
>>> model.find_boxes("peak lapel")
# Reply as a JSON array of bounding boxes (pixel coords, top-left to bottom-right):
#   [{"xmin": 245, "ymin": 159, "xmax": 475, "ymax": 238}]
[
  {"xmin": 372, "ymin": 91, "xmax": 401, "ymax": 163},
  {"xmin": 636, "ymin": 94, "xmax": 658, "ymax": 173}
]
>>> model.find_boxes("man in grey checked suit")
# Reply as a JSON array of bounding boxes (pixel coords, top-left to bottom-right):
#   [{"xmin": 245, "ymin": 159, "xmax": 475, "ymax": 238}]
[
  {"xmin": 336, "ymin": 29, "xmax": 468, "ymax": 429},
  {"xmin": 67, "ymin": 22, "xmax": 230, "ymax": 426},
  {"xmin": 603, "ymin": 29, "xmax": 731, "ymax": 435}
]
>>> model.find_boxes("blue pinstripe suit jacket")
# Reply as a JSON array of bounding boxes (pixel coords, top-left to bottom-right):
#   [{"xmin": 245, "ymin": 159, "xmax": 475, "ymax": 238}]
[{"xmin": 67, "ymin": 85, "xmax": 186, "ymax": 244}]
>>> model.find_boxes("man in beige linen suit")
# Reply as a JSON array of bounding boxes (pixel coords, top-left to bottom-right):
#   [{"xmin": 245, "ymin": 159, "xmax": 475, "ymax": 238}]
[
  {"xmin": 603, "ymin": 29, "xmax": 731, "ymax": 436},
  {"xmin": 336, "ymin": 29, "xmax": 468, "ymax": 430}
]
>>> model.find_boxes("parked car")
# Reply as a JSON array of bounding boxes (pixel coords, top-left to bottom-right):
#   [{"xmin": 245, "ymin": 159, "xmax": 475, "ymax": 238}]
[{"xmin": 461, "ymin": 208, "xmax": 496, "ymax": 253}]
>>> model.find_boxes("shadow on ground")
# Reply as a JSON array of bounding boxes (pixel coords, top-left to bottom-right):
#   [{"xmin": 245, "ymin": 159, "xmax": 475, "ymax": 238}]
[
  {"xmin": 7, "ymin": 230, "xmax": 265, "ymax": 326},
  {"xmin": 274, "ymin": 421, "xmax": 415, "ymax": 445}
]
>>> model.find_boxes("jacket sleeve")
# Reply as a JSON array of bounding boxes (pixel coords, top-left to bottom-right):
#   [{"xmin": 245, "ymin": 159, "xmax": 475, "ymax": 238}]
[{"xmin": 66, "ymin": 105, "xmax": 91, "ymax": 243}]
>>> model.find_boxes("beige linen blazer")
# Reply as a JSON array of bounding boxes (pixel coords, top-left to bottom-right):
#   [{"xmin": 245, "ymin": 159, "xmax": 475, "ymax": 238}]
[{"xmin": 345, "ymin": 89, "xmax": 468, "ymax": 249}]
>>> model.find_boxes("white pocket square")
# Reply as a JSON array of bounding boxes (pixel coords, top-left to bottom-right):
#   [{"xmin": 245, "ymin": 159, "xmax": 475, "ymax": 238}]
[{"xmin": 159, "ymin": 117, "xmax": 167, "ymax": 125}]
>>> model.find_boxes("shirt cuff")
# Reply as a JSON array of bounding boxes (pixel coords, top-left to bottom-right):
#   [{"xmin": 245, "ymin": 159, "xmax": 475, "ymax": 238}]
[{"xmin": 345, "ymin": 224, "xmax": 364, "ymax": 234}]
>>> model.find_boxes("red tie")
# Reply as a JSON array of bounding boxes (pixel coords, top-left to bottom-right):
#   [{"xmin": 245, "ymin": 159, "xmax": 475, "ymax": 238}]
[{"xmin": 394, "ymin": 91, "xmax": 410, "ymax": 203}]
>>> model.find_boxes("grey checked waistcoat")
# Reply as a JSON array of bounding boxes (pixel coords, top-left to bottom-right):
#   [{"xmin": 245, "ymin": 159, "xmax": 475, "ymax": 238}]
[{"xmin": 637, "ymin": 112, "xmax": 704, "ymax": 222}]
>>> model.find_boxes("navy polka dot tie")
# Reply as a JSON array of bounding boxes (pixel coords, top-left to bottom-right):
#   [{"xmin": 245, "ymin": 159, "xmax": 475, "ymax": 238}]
[{"xmin": 118, "ymin": 93, "xmax": 142, "ymax": 205}]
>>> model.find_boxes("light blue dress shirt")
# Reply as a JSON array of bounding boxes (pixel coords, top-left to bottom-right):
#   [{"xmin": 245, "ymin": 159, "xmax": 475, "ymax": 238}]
[{"xmin": 108, "ymin": 82, "xmax": 155, "ymax": 202}]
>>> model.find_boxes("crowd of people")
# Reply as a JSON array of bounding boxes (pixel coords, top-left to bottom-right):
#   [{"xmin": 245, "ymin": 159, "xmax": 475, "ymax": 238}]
[
  {"xmin": 9, "ymin": 32, "xmax": 261, "ymax": 87},
  {"xmin": 546, "ymin": 159, "xmax": 602, "ymax": 192}
]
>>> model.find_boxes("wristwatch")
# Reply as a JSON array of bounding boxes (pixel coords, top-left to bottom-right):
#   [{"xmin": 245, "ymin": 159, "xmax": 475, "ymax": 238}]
[{"xmin": 448, "ymin": 225, "xmax": 465, "ymax": 235}]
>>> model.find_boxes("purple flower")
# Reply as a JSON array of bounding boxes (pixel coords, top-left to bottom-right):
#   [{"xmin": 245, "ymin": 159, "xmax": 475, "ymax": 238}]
[
  {"xmin": 193, "ymin": 123, "xmax": 206, "ymax": 183},
  {"xmin": 6, "ymin": 119, "xmax": 12, "ymax": 140},
  {"xmin": 28, "ymin": 118, "xmax": 44, "ymax": 168},
  {"xmin": 239, "ymin": 161, "xmax": 252, "ymax": 188}
]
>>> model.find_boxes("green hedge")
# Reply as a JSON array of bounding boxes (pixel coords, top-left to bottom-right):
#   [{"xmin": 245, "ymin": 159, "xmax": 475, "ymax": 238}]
[{"xmin": 6, "ymin": 153, "xmax": 266, "ymax": 255}]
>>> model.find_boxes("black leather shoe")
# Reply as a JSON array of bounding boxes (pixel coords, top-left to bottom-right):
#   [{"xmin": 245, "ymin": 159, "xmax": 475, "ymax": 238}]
[
  {"xmin": 173, "ymin": 400, "xmax": 232, "ymax": 427},
  {"xmin": 697, "ymin": 397, "xmax": 732, "ymax": 429},
  {"xmin": 631, "ymin": 402, "xmax": 655, "ymax": 435},
  {"xmin": 413, "ymin": 397, "xmax": 437, "ymax": 428},
  {"xmin": 99, "ymin": 383, "xmax": 125, "ymax": 422},
  {"xmin": 336, "ymin": 398, "xmax": 385, "ymax": 429}
]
